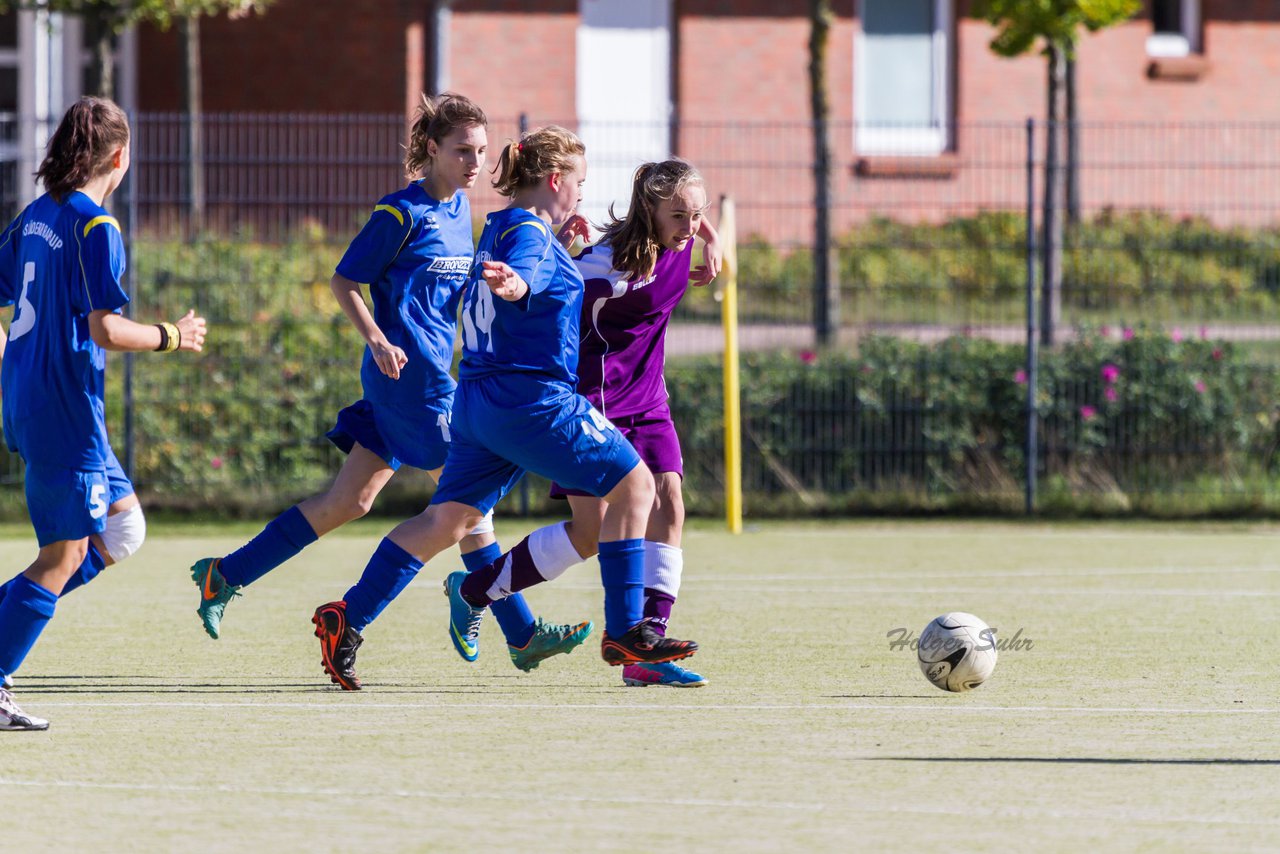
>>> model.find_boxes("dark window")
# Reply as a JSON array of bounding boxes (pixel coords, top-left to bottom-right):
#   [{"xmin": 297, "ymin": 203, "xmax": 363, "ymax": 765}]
[
  {"xmin": 0, "ymin": 12, "xmax": 16, "ymax": 50},
  {"xmin": 1152, "ymin": 0, "xmax": 1180, "ymax": 34}
]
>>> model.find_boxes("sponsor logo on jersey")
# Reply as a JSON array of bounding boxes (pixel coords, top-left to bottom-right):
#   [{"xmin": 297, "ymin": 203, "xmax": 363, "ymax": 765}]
[
  {"xmin": 427, "ymin": 256, "xmax": 473, "ymax": 275},
  {"xmin": 22, "ymin": 220, "xmax": 63, "ymax": 251}
]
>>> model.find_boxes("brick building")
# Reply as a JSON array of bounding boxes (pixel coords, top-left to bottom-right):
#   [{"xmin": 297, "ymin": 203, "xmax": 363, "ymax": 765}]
[{"xmin": 4, "ymin": 1, "xmax": 1278, "ymax": 235}]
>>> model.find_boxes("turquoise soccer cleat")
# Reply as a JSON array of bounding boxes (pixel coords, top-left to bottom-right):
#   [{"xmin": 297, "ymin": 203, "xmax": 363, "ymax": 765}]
[
  {"xmin": 191, "ymin": 557, "xmax": 242, "ymax": 640},
  {"xmin": 508, "ymin": 618, "xmax": 594, "ymax": 672},
  {"xmin": 443, "ymin": 571, "xmax": 485, "ymax": 662},
  {"xmin": 622, "ymin": 660, "xmax": 708, "ymax": 687}
]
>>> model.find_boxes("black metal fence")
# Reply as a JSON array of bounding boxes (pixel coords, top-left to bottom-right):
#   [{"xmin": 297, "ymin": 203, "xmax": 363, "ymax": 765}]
[{"xmin": 2, "ymin": 113, "xmax": 1280, "ymax": 518}]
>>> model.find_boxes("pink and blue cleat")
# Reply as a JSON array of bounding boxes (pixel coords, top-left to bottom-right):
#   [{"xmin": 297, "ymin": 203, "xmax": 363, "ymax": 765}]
[{"xmin": 621, "ymin": 660, "xmax": 707, "ymax": 687}]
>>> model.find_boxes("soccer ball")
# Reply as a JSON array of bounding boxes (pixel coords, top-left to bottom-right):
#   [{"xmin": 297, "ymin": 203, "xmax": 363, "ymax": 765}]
[{"xmin": 917, "ymin": 612, "xmax": 998, "ymax": 693}]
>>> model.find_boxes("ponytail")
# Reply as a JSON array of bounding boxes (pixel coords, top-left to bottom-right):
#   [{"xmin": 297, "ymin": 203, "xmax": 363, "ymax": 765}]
[
  {"xmin": 491, "ymin": 125, "xmax": 585, "ymax": 197},
  {"xmin": 35, "ymin": 96, "xmax": 130, "ymax": 203}
]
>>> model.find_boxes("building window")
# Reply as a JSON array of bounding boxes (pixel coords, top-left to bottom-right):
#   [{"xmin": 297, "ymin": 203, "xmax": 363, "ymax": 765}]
[
  {"xmin": 855, "ymin": 0, "xmax": 952, "ymax": 156},
  {"xmin": 1147, "ymin": 0, "xmax": 1200, "ymax": 57}
]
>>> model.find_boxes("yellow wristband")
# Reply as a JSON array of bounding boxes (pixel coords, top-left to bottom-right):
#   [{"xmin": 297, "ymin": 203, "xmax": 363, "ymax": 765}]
[{"xmin": 159, "ymin": 322, "xmax": 181, "ymax": 353}]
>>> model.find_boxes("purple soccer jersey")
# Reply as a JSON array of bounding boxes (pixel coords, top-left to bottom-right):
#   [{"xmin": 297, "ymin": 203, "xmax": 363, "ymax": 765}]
[{"xmin": 574, "ymin": 238, "xmax": 695, "ymax": 418}]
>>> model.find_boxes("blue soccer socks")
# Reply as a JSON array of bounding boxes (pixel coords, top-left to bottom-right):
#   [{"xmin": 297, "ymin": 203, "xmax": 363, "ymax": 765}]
[
  {"xmin": 0, "ymin": 574, "xmax": 58, "ymax": 679},
  {"xmin": 598, "ymin": 538, "xmax": 645, "ymax": 639},
  {"xmin": 342, "ymin": 537, "xmax": 424, "ymax": 632},
  {"xmin": 218, "ymin": 505, "xmax": 318, "ymax": 588}
]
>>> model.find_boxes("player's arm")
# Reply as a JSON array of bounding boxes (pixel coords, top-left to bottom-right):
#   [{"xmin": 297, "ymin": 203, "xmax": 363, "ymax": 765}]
[
  {"xmin": 89, "ymin": 309, "xmax": 206, "ymax": 353},
  {"xmin": 330, "ymin": 272, "xmax": 407, "ymax": 380},
  {"xmin": 690, "ymin": 216, "xmax": 722, "ymax": 287},
  {"xmin": 484, "ymin": 220, "xmax": 555, "ymax": 306}
]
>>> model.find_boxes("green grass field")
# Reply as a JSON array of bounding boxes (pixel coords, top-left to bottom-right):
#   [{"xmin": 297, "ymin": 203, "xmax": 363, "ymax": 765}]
[{"xmin": 3, "ymin": 519, "xmax": 1278, "ymax": 851}]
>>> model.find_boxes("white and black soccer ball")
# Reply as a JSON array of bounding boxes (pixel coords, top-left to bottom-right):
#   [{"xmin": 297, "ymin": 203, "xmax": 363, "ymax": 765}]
[{"xmin": 917, "ymin": 612, "xmax": 998, "ymax": 693}]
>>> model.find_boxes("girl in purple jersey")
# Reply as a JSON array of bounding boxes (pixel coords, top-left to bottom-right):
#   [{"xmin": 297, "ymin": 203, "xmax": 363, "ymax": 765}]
[
  {"xmin": 557, "ymin": 159, "xmax": 720, "ymax": 686},
  {"xmin": 461, "ymin": 159, "xmax": 721, "ymax": 686}
]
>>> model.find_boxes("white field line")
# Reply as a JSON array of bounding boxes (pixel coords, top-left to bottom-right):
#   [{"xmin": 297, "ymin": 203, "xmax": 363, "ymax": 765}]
[
  {"xmin": 0, "ymin": 778, "xmax": 820, "ymax": 813},
  {"xmin": 24, "ymin": 699, "xmax": 1280, "ymax": 715},
  {"xmin": 489, "ymin": 582, "xmax": 1280, "ymax": 596},
  {"xmin": 0, "ymin": 778, "xmax": 1276, "ymax": 827},
  {"xmin": 754, "ymin": 528, "xmax": 1280, "ymax": 540}
]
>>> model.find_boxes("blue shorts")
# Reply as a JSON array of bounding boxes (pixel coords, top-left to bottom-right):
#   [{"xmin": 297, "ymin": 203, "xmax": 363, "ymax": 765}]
[
  {"xmin": 550, "ymin": 400, "xmax": 684, "ymax": 499},
  {"xmin": 326, "ymin": 396, "xmax": 453, "ymax": 472},
  {"xmin": 431, "ymin": 376, "xmax": 642, "ymax": 516},
  {"xmin": 25, "ymin": 447, "xmax": 134, "ymax": 547}
]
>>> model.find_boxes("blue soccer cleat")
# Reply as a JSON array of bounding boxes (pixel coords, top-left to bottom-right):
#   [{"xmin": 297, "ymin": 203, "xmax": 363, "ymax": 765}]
[
  {"xmin": 443, "ymin": 571, "xmax": 485, "ymax": 662},
  {"xmin": 622, "ymin": 660, "xmax": 708, "ymax": 687}
]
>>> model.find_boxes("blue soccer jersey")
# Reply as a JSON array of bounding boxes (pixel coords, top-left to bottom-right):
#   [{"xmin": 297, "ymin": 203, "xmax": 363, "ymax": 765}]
[
  {"xmin": 457, "ymin": 207, "xmax": 583, "ymax": 389},
  {"xmin": 336, "ymin": 182, "xmax": 474, "ymax": 406},
  {"xmin": 0, "ymin": 192, "xmax": 129, "ymax": 470}
]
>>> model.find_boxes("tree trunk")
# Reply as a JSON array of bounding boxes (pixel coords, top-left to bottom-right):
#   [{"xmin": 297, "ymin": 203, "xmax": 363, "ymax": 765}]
[
  {"xmin": 1066, "ymin": 53, "xmax": 1080, "ymax": 227},
  {"xmin": 809, "ymin": 0, "xmax": 838, "ymax": 348},
  {"xmin": 1040, "ymin": 41, "xmax": 1066, "ymax": 347},
  {"xmin": 84, "ymin": 11, "xmax": 117, "ymax": 98},
  {"xmin": 180, "ymin": 15, "xmax": 206, "ymax": 233}
]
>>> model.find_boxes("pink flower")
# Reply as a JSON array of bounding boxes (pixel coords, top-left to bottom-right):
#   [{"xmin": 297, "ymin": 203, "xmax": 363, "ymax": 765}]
[
  {"xmin": 1199, "ymin": 325, "xmax": 1209, "ymax": 340},
  {"xmin": 1212, "ymin": 348, "xmax": 1223, "ymax": 361},
  {"xmin": 1104, "ymin": 387, "xmax": 1118, "ymax": 403},
  {"xmin": 1080, "ymin": 405, "xmax": 1097, "ymax": 420},
  {"xmin": 1122, "ymin": 327, "xmax": 1135, "ymax": 341},
  {"xmin": 1170, "ymin": 327, "xmax": 1184, "ymax": 342},
  {"xmin": 1014, "ymin": 369, "xmax": 1028, "ymax": 385},
  {"xmin": 798, "ymin": 350, "xmax": 817, "ymax": 365},
  {"xmin": 1101, "ymin": 363, "xmax": 1120, "ymax": 384},
  {"xmin": 1100, "ymin": 325, "xmax": 1112, "ymax": 338},
  {"xmin": 1194, "ymin": 380, "xmax": 1207, "ymax": 394},
  {"xmin": 211, "ymin": 456, "xmax": 224, "ymax": 470}
]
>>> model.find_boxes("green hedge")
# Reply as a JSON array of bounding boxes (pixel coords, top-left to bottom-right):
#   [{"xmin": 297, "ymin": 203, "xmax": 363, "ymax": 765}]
[
  {"xmin": 676, "ymin": 210, "xmax": 1280, "ymax": 324},
  {"xmin": 4, "ymin": 227, "xmax": 1280, "ymax": 520}
]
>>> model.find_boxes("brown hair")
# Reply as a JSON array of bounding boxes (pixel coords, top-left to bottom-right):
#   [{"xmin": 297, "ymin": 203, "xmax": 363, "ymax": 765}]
[
  {"xmin": 491, "ymin": 125, "xmax": 585, "ymax": 197},
  {"xmin": 35, "ymin": 96, "xmax": 130, "ymax": 203},
  {"xmin": 404, "ymin": 92, "xmax": 488, "ymax": 178},
  {"xmin": 601, "ymin": 159, "xmax": 705, "ymax": 282}
]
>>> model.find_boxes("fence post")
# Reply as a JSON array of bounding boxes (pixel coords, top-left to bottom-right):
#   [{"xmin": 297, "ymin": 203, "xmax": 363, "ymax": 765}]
[
  {"xmin": 719, "ymin": 195, "xmax": 743, "ymax": 534},
  {"xmin": 1024, "ymin": 118, "xmax": 1039, "ymax": 515},
  {"xmin": 121, "ymin": 112, "xmax": 139, "ymax": 482}
]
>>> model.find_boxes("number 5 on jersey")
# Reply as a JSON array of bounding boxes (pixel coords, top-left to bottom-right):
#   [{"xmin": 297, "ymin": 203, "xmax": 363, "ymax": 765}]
[{"xmin": 9, "ymin": 261, "xmax": 36, "ymax": 340}]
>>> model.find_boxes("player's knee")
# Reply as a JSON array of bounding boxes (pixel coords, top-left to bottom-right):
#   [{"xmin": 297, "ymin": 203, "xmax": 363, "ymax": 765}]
[
  {"xmin": 654, "ymin": 477, "xmax": 685, "ymax": 528},
  {"xmin": 468, "ymin": 509, "xmax": 495, "ymax": 537},
  {"xmin": 100, "ymin": 504, "xmax": 146, "ymax": 563},
  {"xmin": 345, "ymin": 491, "xmax": 377, "ymax": 522}
]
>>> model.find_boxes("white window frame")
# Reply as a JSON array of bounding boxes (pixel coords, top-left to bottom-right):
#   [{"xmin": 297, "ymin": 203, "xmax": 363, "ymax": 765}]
[
  {"xmin": 1146, "ymin": 0, "xmax": 1201, "ymax": 57},
  {"xmin": 855, "ymin": 0, "xmax": 952, "ymax": 156}
]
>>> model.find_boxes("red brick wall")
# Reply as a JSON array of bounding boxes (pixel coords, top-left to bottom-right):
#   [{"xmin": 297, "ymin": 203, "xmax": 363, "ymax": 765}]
[
  {"xmin": 447, "ymin": 0, "xmax": 578, "ymax": 123},
  {"xmin": 137, "ymin": 0, "xmax": 416, "ymax": 113}
]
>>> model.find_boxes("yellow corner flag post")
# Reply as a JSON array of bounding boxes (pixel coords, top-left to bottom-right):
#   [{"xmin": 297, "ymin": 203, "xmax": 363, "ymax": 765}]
[{"xmin": 718, "ymin": 195, "xmax": 743, "ymax": 534}]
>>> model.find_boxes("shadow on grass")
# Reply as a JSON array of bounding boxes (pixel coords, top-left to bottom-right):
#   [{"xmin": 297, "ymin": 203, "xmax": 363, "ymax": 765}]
[
  {"xmin": 12, "ymin": 674, "xmax": 621, "ymax": 695},
  {"xmin": 866, "ymin": 757, "xmax": 1280, "ymax": 766}
]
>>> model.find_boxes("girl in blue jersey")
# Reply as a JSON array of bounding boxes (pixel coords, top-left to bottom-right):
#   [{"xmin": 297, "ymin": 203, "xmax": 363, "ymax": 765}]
[
  {"xmin": 0, "ymin": 97, "xmax": 207, "ymax": 730},
  {"xmin": 186, "ymin": 94, "xmax": 587, "ymax": 690},
  {"xmin": 315, "ymin": 126, "xmax": 697, "ymax": 686}
]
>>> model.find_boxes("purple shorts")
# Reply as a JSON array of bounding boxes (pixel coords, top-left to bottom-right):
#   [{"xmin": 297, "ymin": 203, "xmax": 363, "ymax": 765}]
[{"xmin": 549, "ymin": 400, "xmax": 683, "ymax": 499}]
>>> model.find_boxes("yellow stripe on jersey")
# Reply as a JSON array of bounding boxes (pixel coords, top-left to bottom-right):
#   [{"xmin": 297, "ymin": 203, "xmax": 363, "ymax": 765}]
[
  {"xmin": 499, "ymin": 220, "xmax": 548, "ymax": 242},
  {"xmin": 82, "ymin": 215, "xmax": 120, "ymax": 238},
  {"xmin": 373, "ymin": 204, "xmax": 405, "ymax": 226}
]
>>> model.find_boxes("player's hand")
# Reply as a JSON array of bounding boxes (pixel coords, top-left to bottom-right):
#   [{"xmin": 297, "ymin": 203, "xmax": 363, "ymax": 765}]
[
  {"xmin": 482, "ymin": 260, "xmax": 528, "ymax": 301},
  {"xmin": 370, "ymin": 337, "xmax": 408, "ymax": 380},
  {"xmin": 555, "ymin": 214, "xmax": 591, "ymax": 252},
  {"xmin": 691, "ymin": 237, "xmax": 723, "ymax": 287},
  {"xmin": 175, "ymin": 310, "xmax": 207, "ymax": 352}
]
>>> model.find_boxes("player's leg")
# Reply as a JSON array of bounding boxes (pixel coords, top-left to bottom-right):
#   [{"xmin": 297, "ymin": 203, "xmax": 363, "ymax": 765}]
[
  {"xmin": 1, "ymin": 453, "xmax": 140, "ymax": 608},
  {"xmin": 456, "ymin": 511, "xmax": 595, "ymax": 671},
  {"xmin": 0, "ymin": 539, "xmax": 83, "ymax": 732},
  {"xmin": 0, "ymin": 462, "xmax": 112, "ymax": 730},
  {"xmin": 623, "ymin": 471, "xmax": 705, "ymax": 687},
  {"xmin": 192, "ymin": 439, "xmax": 392, "ymax": 639}
]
